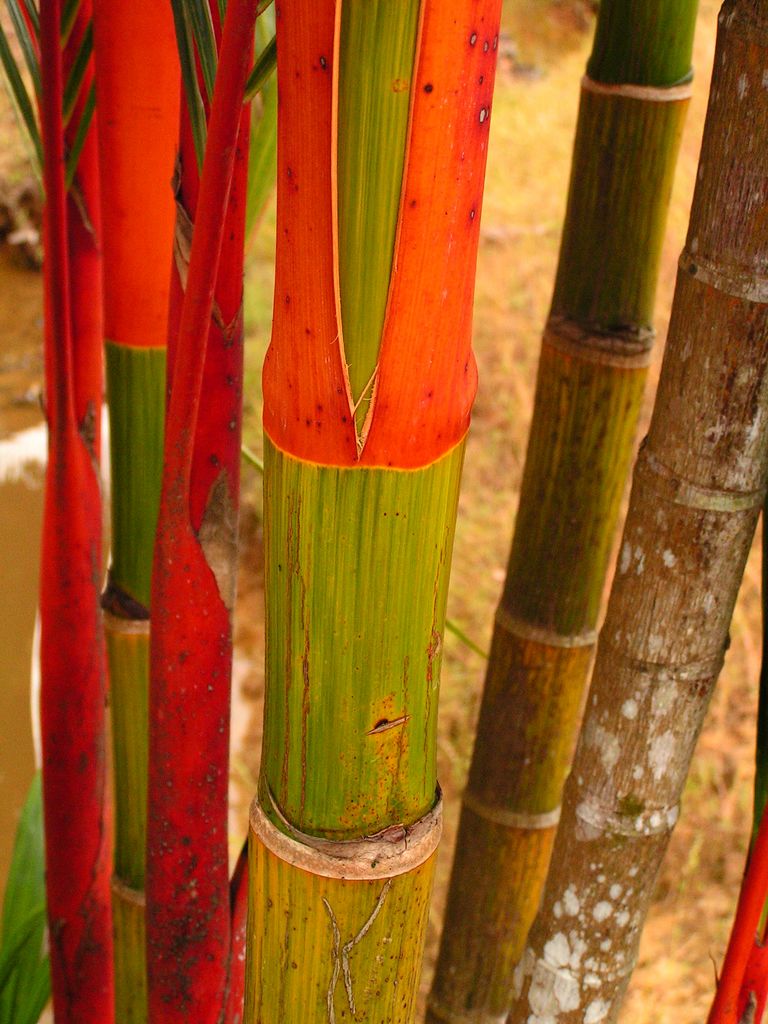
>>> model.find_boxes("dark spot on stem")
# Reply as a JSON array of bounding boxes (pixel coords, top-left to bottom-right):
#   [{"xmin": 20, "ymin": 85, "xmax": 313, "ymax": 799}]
[
  {"xmin": 319, "ymin": 55, "xmax": 327, "ymax": 70},
  {"xmin": 424, "ymin": 82, "xmax": 434, "ymax": 93}
]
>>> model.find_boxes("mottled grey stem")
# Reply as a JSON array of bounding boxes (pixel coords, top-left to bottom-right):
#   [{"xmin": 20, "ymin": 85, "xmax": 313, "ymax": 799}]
[{"xmin": 509, "ymin": 3, "xmax": 768, "ymax": 1022}]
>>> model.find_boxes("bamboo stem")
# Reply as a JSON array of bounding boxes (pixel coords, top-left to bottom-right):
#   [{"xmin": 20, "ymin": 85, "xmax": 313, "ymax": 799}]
[
  {"xmin": 91, "ymin": 4, "xmax": 179, "ymax": 1017},
  {"xmin": 248, "ymin": 0, "xmax": 502, "ymax": 1018},
  {"xmin": 427, "ymin": 3, "xmax": 697, "ymax": 1020},
  {"xmin": 146, "ymin": 1, "xmax": 259, "ymax": 1016},
  {"xmin": 39, "ymin": 0, "xmax": 113, "ymax": 1019},
  {"xmin": 509, "ymin": 4, "xmax": 768, "ymax": 1020}
]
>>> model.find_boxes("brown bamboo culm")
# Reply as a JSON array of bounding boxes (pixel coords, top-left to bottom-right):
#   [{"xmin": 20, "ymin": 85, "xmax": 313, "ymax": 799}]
[
  {"xmin": 510, "ymin": 2, "xmax": 768, "ymax": 1020},
  {"xmin": 428, "ymin": 2, "xmax": 697, "ymax": 1021}
]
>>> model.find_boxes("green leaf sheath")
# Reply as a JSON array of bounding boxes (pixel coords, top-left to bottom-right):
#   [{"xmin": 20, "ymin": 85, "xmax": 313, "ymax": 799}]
[
  {"xmin": 105, "ymin": 342, "xmax": 166, "ymax": 610},
  {"xmin": 337, "ymin": 0, "xmax": 420, "ymax": 434},
  {"xmin": 260, "ymin": 437, "xmax": 463, "ymax": 839}
]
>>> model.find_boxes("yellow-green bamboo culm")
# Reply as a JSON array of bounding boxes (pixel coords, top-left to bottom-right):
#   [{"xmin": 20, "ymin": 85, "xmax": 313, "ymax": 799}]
[
  {"xmin": 245, "ymin": 442, "xmax": 463, "ymax": 1022},
  {"xmin": 103, "ymin": 346, "xmax": 165, "ymax": 1022},
  {"xmin": 427, "ymin": 3, "xmax": 698, "ymax": 1022}
]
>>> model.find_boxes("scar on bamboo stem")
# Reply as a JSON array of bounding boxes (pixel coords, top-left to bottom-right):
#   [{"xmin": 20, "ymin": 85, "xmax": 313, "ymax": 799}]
[
  {"xmin": 322, "ymin": 880, "xmax": 393, "ymax": 1024},
  {"xmin": 367, "ymin": 714, "xmax": 410, "ymax": 735}
]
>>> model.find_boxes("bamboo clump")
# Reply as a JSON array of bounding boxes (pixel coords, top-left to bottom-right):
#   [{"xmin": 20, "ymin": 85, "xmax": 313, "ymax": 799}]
[
  {"xmin": 428, "ymin": 2, "xmax": 698, "ymax": 1021},
  {"xmin": 510, "ymin": 2, "xmax": 768, "ymax": 1020}
]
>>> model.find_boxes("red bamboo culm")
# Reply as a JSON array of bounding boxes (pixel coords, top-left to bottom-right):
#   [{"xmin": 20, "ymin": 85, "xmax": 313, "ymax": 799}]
[
  {"xmin": 146, "ymin": 0, "xmax": 259, "ymax": 1017},
  {"xmin": 708, "ymin": 807, "xmax": 768, "ymax": 1024},
  {"xmin": 38, "ymin": 0, "xmax": 113, "ymax": 1020}
]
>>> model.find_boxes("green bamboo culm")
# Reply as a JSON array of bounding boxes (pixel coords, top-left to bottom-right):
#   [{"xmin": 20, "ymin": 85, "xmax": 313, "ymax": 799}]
[
  {"xmin": 260, "ymin": 439, "xmax": 462, "ymax": 838},
  {"xmin": 427, "ymin": 3, "xmax": 698, "ymax": 1022},
  {"xmin": 103, "ymin": 343, "xmax": 166, "ymax": 1022},
  {"xmin": 105, "ymin": 344, "xmax": 166, "ymax": 608}
]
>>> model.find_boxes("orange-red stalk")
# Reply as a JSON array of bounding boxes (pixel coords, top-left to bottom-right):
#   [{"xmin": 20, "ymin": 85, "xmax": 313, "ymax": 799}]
[
  {"xmin": 708, "ymin": 806, "xmax": 768, "ymax": 1024},
  {"xmin": 39, "ymin": 0, "xmax": 113, "ymax": 1020},
  {"xmin": 262, "ymin": 0, "xmax": 500, "ymax": 469},
  {"xmin": 146, "ymin": 0, "xmax": 258, "ymax": 1017}
]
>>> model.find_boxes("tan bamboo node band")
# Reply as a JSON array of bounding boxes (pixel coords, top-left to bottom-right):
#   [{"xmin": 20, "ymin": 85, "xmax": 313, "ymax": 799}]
[
  {"xmin": 111, "ymin": 876, "xmax": 146, "ymax": 908},
  {"xmin": 251, "ymin": 787, "xmax": 442, "ymax": 881},
  {"xmin": 574, "ymin": 792, "xmax": 681, "ymax": 840},
  {"xmin": 581, "ymin": 74, "xmax": 693, "ymax": 102},
  {"xmin": 495, "ymin": 605, "xmax": 597, "ymax": 649},
  {"xmin": 635, "ymin": 445, "xmax": 765, "ymax": 512},
  {"xmin": 597, "ymin": 636, "xmax": 725, "ymax": 686},
  {"xmin": 543, "ymin": 315, "xmax": 654, "ymax": 370},
  {"xmin": 102, "ymin": 610, "xmax": 150, "ymax": 636},
  {"xmin": 427, "ymin": 996, "xmax": 508, "ymax": 1024},
  {"xmin": 462, "ymin": 789, "xmax": 561, "ymax": 831},
  {"xmin": 679, "ymin": 248, "xmax": 768, "ymax": 304}
]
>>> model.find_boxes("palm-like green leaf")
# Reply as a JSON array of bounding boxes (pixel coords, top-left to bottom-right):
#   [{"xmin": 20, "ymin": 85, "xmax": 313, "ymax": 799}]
[
  {"xmin": 65, "ymin": 78, "xmax": 94, "ymax": 187},
  {"xmin": 4, "ymin": 0, "xmax": 40, "ymax": 95},
  {"xmin": 243, "ymin": 31, "xmax": 274, "ymax": 102},
  {"xmin": 170, "ymin": 0, "xmax": 208, "ymax": 167},
  {"xmin": 0, "ymin": 23, "xmax": 41, "ymax": 165},
  {"xmin": 1, "ymin": 0, "xmax": 96, "ymax": 186},
  {"xmin": 0, "ymin": 773, "xmax": 50, "ymax": 1024},
  {"xmin": 61, "ymin": 16, "xmax": 91, "ymax": 122}
]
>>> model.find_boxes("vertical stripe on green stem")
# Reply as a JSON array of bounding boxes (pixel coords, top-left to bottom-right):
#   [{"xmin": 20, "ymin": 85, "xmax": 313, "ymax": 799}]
[
  {"xmin": 261, "ymin": 437, "xmax": 463, "ymax": 838},
  {"xmin": 337, "ymin": 0, "xmax": 420, "ymax": 431}
]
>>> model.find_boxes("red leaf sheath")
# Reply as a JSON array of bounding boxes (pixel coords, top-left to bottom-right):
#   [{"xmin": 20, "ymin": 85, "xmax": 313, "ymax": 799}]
[
  {"xmin": 39, "ymin": 1, "xmax": 113, "ymax": 1020},
  {"xmin": 262, "ymin": 0, "xmax": 502, "ymax": 469},
  {"xmin": 146, "ymin": 1, "xmax": 257, "ymax": 1019}
]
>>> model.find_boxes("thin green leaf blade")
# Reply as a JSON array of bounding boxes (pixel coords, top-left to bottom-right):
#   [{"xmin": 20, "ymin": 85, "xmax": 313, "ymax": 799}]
[
  {"xmin": 62, "ymin": 18, "xmax": 92, "ymax": 124},
  {"xmin": 0, "ymin": 774, "xmax": 50, "ymax": 1024},
  {"xmin": 170, "ymin": 0, "xmax": 207, "ymax": 169},
  {"xmin": 243, "ymin": 32, "xmax": 275, "ymax": 101},
  {"xmin": 244, "ymin": 42, "xmax": 276, "ymax": 239},
  {"xmin": 0, "ymin": 21, "xmax": 41, "ymax": 166},
  {"xmin": 65, "ymin": 79, "xmax": 95, "ymax": 189},
  {"xmin": 184, "ymin": 0, "xmax": 217, "ymax": 103},
  {"xmin": 4, "ymin": 0, "xmax": 41, "ymax": 96}
]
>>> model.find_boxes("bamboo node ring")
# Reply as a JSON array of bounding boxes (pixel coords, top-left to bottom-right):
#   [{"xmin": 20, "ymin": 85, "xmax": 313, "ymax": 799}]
[
  {"xmin": 581, "ymin": 75, "xmax": 693, "ymax": 102},
  {"xmin": 543, "ymin": 317, "xmax": 653, "ymax": 369},
  {"xmin": 495, "ymin": 606, "xmax": 597, "ymax": 649},
  {"xmin": 679, "ymin": 248, "xmax": 768, "ymax": 304},
  {"xmin": 462, "ymin": 790, "xmax": 561, "ymax": 831},
  {"xmin": 250, "ymin": 786, "xmax": 442, "ymax": 880}
]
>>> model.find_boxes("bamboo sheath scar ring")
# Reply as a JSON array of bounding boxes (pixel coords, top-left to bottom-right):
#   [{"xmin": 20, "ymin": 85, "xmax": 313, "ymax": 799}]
[
  {"xmin": 250, "ymin": 787, "xmax": 443, "ymax": 881},
  {"xmin": 581, "ymin": 75, "xmax": 693, "ymax": 102}
]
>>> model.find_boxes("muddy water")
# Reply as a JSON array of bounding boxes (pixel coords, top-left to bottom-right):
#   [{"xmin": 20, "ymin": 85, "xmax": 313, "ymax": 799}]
[{"xmin": 0, "ymin": 245, "xmax": 45, "ymax": 903}]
